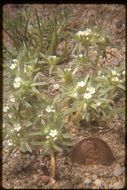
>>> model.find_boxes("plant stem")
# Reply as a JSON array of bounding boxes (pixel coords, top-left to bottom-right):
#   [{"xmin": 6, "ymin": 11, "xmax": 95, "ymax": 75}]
[
  {"xmin": 50, "ymin": 149, "xmax": 56, "ymax": 178},
  {"xmin": 71, "ymin": 104, "xmax": 83, "ymax": 123}
]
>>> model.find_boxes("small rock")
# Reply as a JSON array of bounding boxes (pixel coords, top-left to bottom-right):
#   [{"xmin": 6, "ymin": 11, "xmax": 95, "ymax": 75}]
[
  {"xmin": 116, "ymin": 21, "xmax": 123, "ymax": 28},
  {"xmin": 94, "ymin": 179, "xmax": 103, "ymax": 187},
  {"xmin": 113, "ymin": 164, "xmax": 124, "ymax": 177},
  {"xmin": 41, "ymin": 175, "xmax": 50, "ymax": 184},
  {"xmin": 84, "ymin": 178, "xmax": 92, "ymax": 185},
  {"xmin": 92, "ymin": 174, "xmax": 98, "ymax": 180},
  {"xmin": 32, "ymin": 162, "xmax": 40, "ymax": 170},
  {"xmin": 25, "ymin": 154, "xmax": 31, "ymax": 159},
  {"xmin": 15, "ymin": 164, "xmax": 22, "ymax": 172},
  {"xmin": 62, "ymin": 180, "xmax": 73, "ymax": 189},
  {"xmin": 111, "ymin": 181, "xmax": 125, "ymax": 189},
  {"xmin": 23, "ymin": 161, "xmax": 30, "ymax": 168}
]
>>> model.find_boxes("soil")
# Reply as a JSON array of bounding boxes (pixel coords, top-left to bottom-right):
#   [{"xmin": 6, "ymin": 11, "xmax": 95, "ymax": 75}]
[{"xmin": 2, "ymin": 4, "xmax": 126, "ymax": 189}]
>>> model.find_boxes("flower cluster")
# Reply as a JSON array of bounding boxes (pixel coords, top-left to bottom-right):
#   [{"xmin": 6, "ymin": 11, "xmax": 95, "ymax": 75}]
[
  {"xmin": 110, "ymin": 69, "xmax": 121, "ymax": 82},
  {"xmin": 10, "ymin": 95, "xmax": 15, "ymax": 102},
  {"xmin": 46, "ymin": 129, "xmax": 58, "ymax": 140},
  {"xmin": 3, "ymin": 105, "xmax": 9, "ymax": 112},
  {"xmin": 13, "ymin": 77, "xmax": 22, "ymax": 88},
  {"xmin": 112, "ymin": 76, "xmax": 119, "ymax": 82},
  {"xmin": 86, "ymin": 87, "xmax": 95, "ymax": 94},
  {"xmin": 71, "ymin": 92, "xmax": 78, "ymax": 98},
  {"xmin": 14, "ymin": 123, "xmax": 21, "ymax": 132},
  {"xmin": 45, "ymin": 105, "xmax": 55, "ymax": 113},
  {"xmin": 49, "ymin": 55, "xmax": 57, "ymax": 59},
  {"xmin": 111, "ymin": 69, "xmax": 120, "ymax": 76},
  {"xmin": 84, "ymin": 93, "xmax": 92, "ymax": 99},
  {"xmin": 76, "ymin": 28, "xmax": 92, "ymax": 37},
  {"xmin": 10, "ymin": 59, "xmax": 17, "ymax": 70},
  {"xmin": 53, "ymin": 84, "xmax": 60, "ymax": 90},
  {"xmin": 10, "ymin": 123, "xmax": 21, "ymax": 133},
  {"xmin": 24, "ymin": 65, "xmax": 32, "ymax": 73},
  {"xmin": 84, "ymin": 87, "xmax": 95, "ymax": 99},
  {"xmin": 64, "ymin": 68, "xmax": 71, "ymax": 72},
  {"xmin": 5, "ymin": 139, "xmax": 13, "ymax": 146},
  {"xmin": 77, "ymin": 81, "xmax": 86, "ymax": 88}
]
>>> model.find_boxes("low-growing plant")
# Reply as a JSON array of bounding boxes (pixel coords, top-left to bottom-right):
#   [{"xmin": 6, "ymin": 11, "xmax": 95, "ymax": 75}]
[
  {"xmin": 3, "ymin": 6, "xmax": 125, "ymax": 180},
  {"xmin": 29, "ymin": 102, "xmax": 72, "ymax": 178}
]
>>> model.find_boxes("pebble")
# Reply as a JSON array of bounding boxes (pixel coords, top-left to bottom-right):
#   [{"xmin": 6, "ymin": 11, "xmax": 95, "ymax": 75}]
[
  {"xmin": 41, "ymin": 175, "xmax": 50, "ymax": 184},
  {"xmin": 15, "ymin": 165, "xmax": 22, "ymax": 172},
  {"xmin": 92, "ymin": 174, "xmax": 98, "ymax": 180},
  {"xmin": 62, "ymin": 180, "xmax": 73, "ymax": 189},
  {"xmin": 32, "ymin": 162, "xmax": 40, "ymax": 170},
  {"xmin": 94, "ymin": 179, "xmax": 103, "ymax": 187},
  {"xmin": 110, "ymin": 181, "xmax": 125, "ymax": 189},
  {"xmin": 113, "ymin": 164, "xmax": 124, "ymax": 177},
  {"xmin": 84, "ymin": 178, "xmax": 92, "ymax": 185}
]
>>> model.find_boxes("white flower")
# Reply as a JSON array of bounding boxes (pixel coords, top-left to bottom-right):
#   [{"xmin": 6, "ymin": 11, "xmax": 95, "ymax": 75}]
[
  {"xmin": 12, "ymin": 59, "xmax": 17, "ymax": 63},
  {"xmin": 10, "ymin": 63, "xmax": 16, "ymax": 69},
  {"xmin": 24, "ymin": 65, "xmax": 31, "ymax": 73},
  {"xmin": 45, "ymin": 106, "xmax": 55, "ymax": 113},
  {"xmin": 99, "ymin": 75, "xmax": 107, "ymax": 79},
  {"xmin": 49, "ymin": 55, "xmax": 57, "ymax": 59},
  {"xmin": 86, "ymin": 87, "xmax": 95, "ymax": 94},
  {"xmin": 38, "ymin": 112, "xmax": 43, "ymax": 118},
  {"xmin": 14, "ymin": 123, "xmax": 21, "ymax": 131},
  {"xmin": 10, "ymin": 95, "xmax": 15, "ymax": 103},
  {"xmin": 111, "ymin": 70, "xmax": 117, "ymax": 76},
  {"xmin": 76, "ymin": 31, "xmax": 85, "ymax": 36},
  {"xmin": 8, "ymin": 114, "xmax": 12, "ymax": 118},
  {"xmin": 71, "ymin": 92, "xmax": 78, "ymax": 97},
  {"xmin": 49, "ymin": 129, "xmax": 58, "ymax": 138},
  {"xmin": 46, "ymin": 135, "xmax": 50, "ymax": 139},
  {"xmin": 78, "ymin": 54, "xmax": 84, "ymax": 58},
  {"xmin": 13, "ymin": 77, "xmax": 22, "ymax": 88},
  {"xmin": 84, "ymin": 93, "xmax": 92, "ymax": 99},
  {"xmin": 77, "ymin": 81, "xmax": 86, "ymax": 87},
  {"xmin": 97, "ymin": 102, "xmax": 101, "ymax": 106},
  {"xmin": 53, "ymin": 84, "xmax": 60, "ymax": 90},
  {"xmin": 84, "ymin": 28, "xmax": 92, "ymax": 36},
  {"xmin": 3, "ymin": 105, "xmax": 9, "ymax": 112},
  {"xmin": 122, "ymin": 70, "xmax": 125, "ymax": 75},
  {"xmin": 6, "ymin": 139, "xmax": 13, "ymax": 146},
  {"xmin": 112, "ymin": 77, "xmax": 119, "ymax": 82},
  {"xmin": 99, "ymin": 36, "xmax": 105, "ymax": 42},
  {"xmin": 98, "ymin": 71, "xmax": 102, "ymax": 75},
  {"xmin": 76, "ymin": 28, "xmax": 92, "ymax": 37},
  {"xmin": 64, "ymin": 68, "xmax": 71, "ymax": 72}
]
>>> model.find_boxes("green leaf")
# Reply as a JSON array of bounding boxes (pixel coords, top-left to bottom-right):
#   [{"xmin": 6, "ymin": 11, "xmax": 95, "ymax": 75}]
[
  {"xmin": 90, "ymin": 104, "xmax": 97, "ymax": 111},
  {"xmin": 20, "ymin": 141, "xmax": 32, "ymax": 153},
  {"xmin": 24, "ymin": 101, "xmax": 32, "ymax": 108},
  {"xmin": 117, "ymin": 84, "xmax": 125, "ymax": 91},
  {"xmin": 31, "ymin": 86, "xmax": 40, "ymax": 94},
  {"xmin": 32, "ymin": 82, "xmax": 48, "ymax": 86},
  {"xmin": 83, "ymin": 103, "xmax": 87, "ymax": 112},
  {"xmin": 99, "ymin": 87, "xmax": 112, "ymax": 97},
  {"xmin": 53, "ymin": 144, "xmax": 63, "ymax": 152},
  {"xmin": 62, "ymin": 133, "xmax": 72, "ymax": 139},
  {"xmin": 29, "ymin": 131, "xmax": 42, "ymax": 136},
  {"xmin": 61, "ymin": 141, "xmax": 73, "ymax": 146},
  {"xmin": 31, "ymin": 141, "xmax": 45, "ymax": 146},
  {"xmin": 63, "ymin": 107, "xmax": 75, "ymax": 116},
  {"xmin": 24, "ymin": 142, "xmax": 32, "ymax": 153}
]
